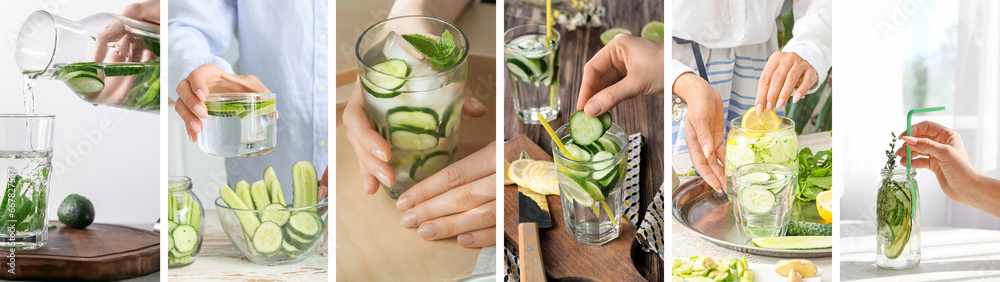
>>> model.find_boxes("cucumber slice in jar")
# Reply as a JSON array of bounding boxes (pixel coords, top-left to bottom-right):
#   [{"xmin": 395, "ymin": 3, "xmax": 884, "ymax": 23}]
[
  {"xmin": 172, "ymin": 225, "xmax": 199, "ymax": 254},
  {"xmin": 63, "ymin": 73, "xmax": 105, "ymax": 94},
  {"xmin": 102, "ymin": 64, "xmax": 146, "ymax": 77},
  {"xmin": 597, "ymin": 136, "xmax": 621, "ymax": 155},
  {"xmin": 261, "ymin": 203, "xmax": 290, "ymax": 226},
  {"xmin": 506, "ymin": 51, "xmax": 541, "ymax": 81},
  {"xmin": 410, "ymin": 151, "xmax": 452, "ymax": 182},
  {"xmin": 288, "ymin": 212, "xmax": 322, "ymax": 239},
  {"xmin": 739, "ymin": 188, "xmax": 776, "ymax": 214},
  {"xmin": 251, "ymin": 222, "xmax": 283, "ymax": 255},
  {"xmin": 563, "ymin": 144, "xmax": 591, "ymax": 161},
  {"xmin": 389, "ymin": 126, "xmax": 439, "ymax": 151},
  {"xmin": 742, "ymin": 172, "xmax": 774, "ymax": 182},
  {"xmin": 569, "ymin": 111, "xmax": 604, "ymax": 145},
  {"xmin": 438, "ymin": 98, "xmax": 464, "ymax": 137},
  {"xmin": 591, "ymin": 151, "xmax": 616, "ymax": 179},
  {"xmin": 362, "ymin": 59, "xmax": 410, "ymax": 98},
  {"xmin": 387, "ymin": 106, "xmax": 439, "ymax": 131}
]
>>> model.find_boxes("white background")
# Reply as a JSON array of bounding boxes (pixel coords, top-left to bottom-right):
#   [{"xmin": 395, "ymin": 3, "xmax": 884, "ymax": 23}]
[
  {"xmin": 0, "ymin": 1, "xmax": 159, "ymax": 225},
  {"xmin": 836, "ymin": 0, "xmax": 1000, "ymax": 229}
]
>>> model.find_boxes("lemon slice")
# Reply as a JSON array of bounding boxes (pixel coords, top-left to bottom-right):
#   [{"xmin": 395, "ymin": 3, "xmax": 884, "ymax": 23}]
[
  {"xmin": 742, "ymin": 105, "xmax": 781, "ymax": 131},
  {"xmin": 817, "ymin": 190, "xmax": 833, "ymax": 223},
  {"xmin": 541, "ymin": 170, "xmax": 559, "ymax": 195},
  {"xmin": 503, "ymin": 160, "xmax": 515, "ymax": 185},
  {"xmin": 508, "ymin": 159, "xmax": 532, "ymax": 187}
]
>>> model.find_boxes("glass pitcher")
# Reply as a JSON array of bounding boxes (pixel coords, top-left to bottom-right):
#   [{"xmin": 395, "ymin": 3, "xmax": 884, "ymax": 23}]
[
  {"xmin": 876, "ymin": 168, "xmax": 921, "ymax": 269},
  {"xmin": 16, "ymin": 10, "xmax": 160, "ymax": 113}
]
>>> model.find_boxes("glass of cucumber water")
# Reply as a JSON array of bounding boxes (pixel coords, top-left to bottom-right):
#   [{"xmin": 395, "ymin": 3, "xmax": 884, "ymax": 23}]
[
  {"xmin": 724, "ymin": 117, "xmax": 798, "ymax": 196},
  {"xmin": 198, "ymin": 93, "xmax": 277, "ymax": 157},
  {"xmin": 16, "ymin": 11, "xmax": 160, "ymax": 113},
  {"xmin": 551, "ymin": 121, "xmax": 627, "ymax": 246},
  {"xmin": 504, "ymin": 25, "xmax": 561, "ymax": 124},
  {"xmin": 0, "ymin": 115, "xmax": 55, "ymax": 250},
  {"xmin": 355, "ymin": 16, "xmax": 468, "ymax": 198},
  {"xmin": 876, "ymin": 169, "xmax": 920, "ymax": 269},
  {"xmin": 729, "ymin": 163, "xmax": 795, "ymax": 243}
]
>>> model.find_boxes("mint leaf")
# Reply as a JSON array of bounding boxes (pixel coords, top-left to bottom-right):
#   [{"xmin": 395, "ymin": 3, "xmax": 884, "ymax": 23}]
[
  {"xmin": 402, "ymin": 34, "xmax": 440, "ymax": 58},
  {"xmin": 436, "ymin": 30, "xmax": 456, "ymax": 58}
]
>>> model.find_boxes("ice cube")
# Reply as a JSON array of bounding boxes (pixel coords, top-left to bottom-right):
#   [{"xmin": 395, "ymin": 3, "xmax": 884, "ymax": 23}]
[{"xmin": 383, "ymin": 31, "xmax": 426, "ymax": 67}]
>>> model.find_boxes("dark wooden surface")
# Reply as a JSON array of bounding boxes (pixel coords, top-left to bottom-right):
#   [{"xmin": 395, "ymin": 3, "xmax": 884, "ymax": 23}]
[
  {"xmin": 504, "ymin": 135, "xmax": 645, "ymax": 281},
  {"xmin": 504, "ymin": 0, "xmax": 664, "ymax": 281},
  {"xmin": 0, "ymin": 221, "xmax": 160, "ymax": 281}
]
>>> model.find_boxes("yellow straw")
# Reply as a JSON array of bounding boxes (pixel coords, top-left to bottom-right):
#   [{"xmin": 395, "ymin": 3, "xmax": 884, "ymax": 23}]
[
  {"xmin": 546, "ymin": 0, "xmax": 553, "ymax": 43},
  {"xmin": 537, "ymin": 113, "xmax": 578, "ymax": 161}
]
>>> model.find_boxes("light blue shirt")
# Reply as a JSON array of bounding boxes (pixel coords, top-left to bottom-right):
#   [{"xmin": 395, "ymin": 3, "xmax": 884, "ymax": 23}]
[{"xmin": 168, "ymin": 0, "xmax": 329, "ymax": 187}]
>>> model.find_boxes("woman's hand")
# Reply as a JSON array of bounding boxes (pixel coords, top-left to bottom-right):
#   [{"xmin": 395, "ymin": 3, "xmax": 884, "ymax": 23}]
[
  {"xmin": 175, "ymin": 64, "xmax": 271, "ymax": 142},
  {"xmin": 754, "ymin": 52, "xmax": 818, "ymax": 116},
  {"xmin": 394, "ymin": 141, "xmax": 496, "ymax": 248},
  {"xmin": 342, "ymin": 80, "xmax": 487, "ymax": 194},
  {"xmin": 895, "ymin": 121, "xmax": 979, "ymax": 204},
  {"xmin": 674, "ymin": 73, "xmax": 727, "ymax": 191},
  {"xmin": 577, "ymin": 34, "xmax": 664, "ymax": 117}
]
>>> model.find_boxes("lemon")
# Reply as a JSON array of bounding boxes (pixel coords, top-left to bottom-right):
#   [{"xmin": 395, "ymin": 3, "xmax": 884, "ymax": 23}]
[
  {"xmin": 503, "ymin": 161, "xmax": 515, "ymax": 185},
  {"xmin": 508, "ymin": 159, "xmax": 532, "ymax": 187},
  {"xmin": 817, "ymin": 190, "xmax": 833, "ymax": 223},
  {"xmin": 600, "ymin": 28, "xmax": 632, "ymax": 45},
  {"xmin": 640, "ymin": 21, "xmax": 664, "ymax": 42},
  {"xmin": 742, "ymin": 105, "xmax": 781, "ymax": 131}
]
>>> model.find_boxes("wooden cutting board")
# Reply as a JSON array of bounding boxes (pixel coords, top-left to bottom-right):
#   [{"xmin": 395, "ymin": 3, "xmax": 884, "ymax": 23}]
[
  {"xmin": 0, "ymin": 221, "xmax": 159, "ymax": 281},
  {"xmin": 504, "ymin": 135, "xmax": 644, "ymax": 281}
]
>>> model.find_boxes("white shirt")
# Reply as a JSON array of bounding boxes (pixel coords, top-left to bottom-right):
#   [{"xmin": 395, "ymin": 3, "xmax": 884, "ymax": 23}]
[{"xmin": 168, "ymin": 0, "xmax": 329, "ymax": 186}]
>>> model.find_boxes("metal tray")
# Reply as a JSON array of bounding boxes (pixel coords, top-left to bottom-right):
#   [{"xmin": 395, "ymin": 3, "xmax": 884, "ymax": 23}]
[{"xmin": 672, "ymin": 178, "xmax": 832, "ymax": 258}]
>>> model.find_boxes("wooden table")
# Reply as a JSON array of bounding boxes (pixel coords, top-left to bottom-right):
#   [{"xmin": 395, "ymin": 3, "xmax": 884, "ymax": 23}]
[
  {"xmin": 672, "ymin": 132, "xmax": 833, "ymax": 282},
  {"xmin": 503, "ymin": 1, "xmax": 665, "ymax": 280},
  {"xmin": 167, "ymin": 210, "xmax": 328, "ymax": 281}
]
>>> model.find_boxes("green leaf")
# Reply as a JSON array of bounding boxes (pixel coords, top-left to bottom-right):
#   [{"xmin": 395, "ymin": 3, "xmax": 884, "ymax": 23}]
[
  {"xmin": 801, "ymin": 186, "xmax": 824, "ymax": 201},
  {"xmin": 808, "ymin": 176, "xmax": 833, "ymax": 189},
  {"xmin": 402, "ymin": 34, "xmax": 440, "ymax": 58},
  {"xmin": 436, "ymin": 30, "xmax": 456, "ymax": 58}
]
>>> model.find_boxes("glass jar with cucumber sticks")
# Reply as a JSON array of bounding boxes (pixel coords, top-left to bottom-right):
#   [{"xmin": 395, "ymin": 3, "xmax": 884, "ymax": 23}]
[
  {"xmin": 355, "ymin": 16, "xmax": 468, "ymax": 198},
  {"xmin": 730, "ymin": 163, "xmax": 796, "ymax": 243},
  {"xmin": 504, "ymin": 24, "xmax": 561, "ymax": 124},
  {"xmin": 876, "ymin": 169, "xmax": 920, "ymax": 270},
  {"xmin": 198, "ymin": 93, "xmax": 277, "ymax": 157},
  {"xmin": 16, "ymin": 10, "xmax": 160, "ymax": 113},
  {"xmin": 725, "ymin": 116, "xmax": 798, "ymax": 196},
  {"xmin": 167, "ymin": 176, "xmax": 203, "ymax": 268},
  {"xmin": 550, "ymin": 118, "xmax": 627, "ymax": 246}
]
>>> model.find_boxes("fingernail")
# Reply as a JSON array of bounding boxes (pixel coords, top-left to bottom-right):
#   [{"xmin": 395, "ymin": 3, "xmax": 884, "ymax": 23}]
[
  {"xmin": 189, "ymin": 120, "xmax": 202, "ymax": 133},
  {"xmin": 585, "ymin": 103, "xmax": 602, "ymax": 116},
  {"xmin": 457, "ymin": 233, "xmax": 474, "ymax": 245},
  {"xmin": 901, "ymin": 136, "xmax": 917, "ymax": 145},
  {"xmin": 417, "ymin": 223, "xmax": 436, "ymax": 238},
  {"xmin": 755, "ymin": 104, "xmax": 763, "ymax": 116},
  {"xmin": 363, "ymin": 177, "xmax": 371, "ymax": 192},
  {"xmin": 469, "ymin": 97, "xmax": 486, "ymax": 112},
  {"xmin": 793, "ymin": 92, "xmax": 804, "ymax": 103},
  {"xmin": 195, "ymin": 89, "xmax": 206, "ymax": 101},
  {"xmin": 375, "ymin": 171, "xmax": 390, "ymax": 186},
  {"xmin": 396, "ymin": 196, "xmax": 413, "ymax": 211},
  {"xmin": 372, "ymin": 149, "xmax": 388, "ymax": 162},
  {"xmin": 400, "ymin": 212, "xmax": 417, "ymax": 228},
  {"xmin": 775, "ymin": 98, "xmax": 785, "ymax": 109},
  {"xmin": 193, "ymin": 104, "xmax": 208, "ymax": 118},
  {"xmin": 765, "ymin": 101, "xmax": 773, "ymax": 111},
  {"xmin": 188, "ymin": 133, "xmax": 196, "ymax": 142},
  {"xmin": 702, "ymin": 144, "xmax": 711, "ymax": 159}
]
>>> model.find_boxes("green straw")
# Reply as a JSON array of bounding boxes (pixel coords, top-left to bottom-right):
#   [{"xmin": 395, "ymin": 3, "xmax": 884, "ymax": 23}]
[{"xmin": 905, "ymin": 106, "xmax": 945, "ymax": 219}]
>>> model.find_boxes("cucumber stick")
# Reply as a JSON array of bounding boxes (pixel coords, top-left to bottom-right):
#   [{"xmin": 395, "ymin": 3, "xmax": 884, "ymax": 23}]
[
  {"xmin": 269, "ymin": 179, "xmax": 286, "ymax": 206},
  {"xmin": 263, "ymin": 166, "xmax": 278, "ymax": 190},
  {"xmin": 219, "ymin": 186, "xmax": 261, "ymax": 236},
  {"xmin": 235, "ymin": 180, "xmax": 254, "ymax": 209},
  {"xmin": 250, "ymin": 180, "xmax": 271, "ymax": 212},
  {"xmin": 292, "ymin": 161, "xmax": 318, "ymax": 209}
]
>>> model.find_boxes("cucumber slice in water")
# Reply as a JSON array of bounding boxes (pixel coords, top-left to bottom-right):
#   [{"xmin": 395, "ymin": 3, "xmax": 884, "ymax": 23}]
[
  {"xmin": 103, "ymin": 64, "xmax": 146, "ymax": 77},
  {"xmin": 389, "ymin": 126, "xmax": 439, "ymax": 151},
  {"xmin": 387, "ymin": 106, "xmax": 439, "ymax": 131},
  {"xmin": 64, "ymin": 73, "xmax": 104, "ymax": 94},
  {"xmin": 172, "ymin": 225, "xmax": 199, "ymax": 254},
  {"xmin": 742, "ymin": 172, "xmax": 773, "ymax": 182},
  {"xmin": 251, "ymin": 222, "xmax": 283, "ymax": 255},
  {"xmin": 569, "ymin": 111, "xmax": 604, "ymax": 145},
  {"xmin": 739, "ymin": 188, "xmax": 775, "ymax": 214},
  {"xmin": 410, "ymin": 151, "xmax": 452, "ymax": 182},
  {"xmin": 362, "ymin": 59, "xmax": 410, "ymax": 98},
  {"xmin": 563, "ymin": 144, "xmax": 591, "ymax": 161},
  {"xmin": 438, "ymin": 98, "xmax": 464, "ymax": 137}
]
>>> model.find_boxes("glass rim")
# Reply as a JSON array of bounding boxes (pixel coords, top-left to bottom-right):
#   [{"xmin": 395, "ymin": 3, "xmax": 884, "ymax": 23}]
[
  {"xmin": 0, "ymin": 114, "xmax": 55, "ymax": 119},
  {"xmin": 354, "ymin": 15, "xmax": 469, "ymax": 80},
  {"xmin": 728, "ymin": 116, "xmax": 795, "ymax": 133},
  {"xmin": 732, "ymin": 163, "xmax": 793, "ymax": 185},
  {"xmin": 881, "ymin": 168, "xmax": 917, "ymax": 176},
  {"xmin": 551, "ymin": 122, "xmax": 628, "ymax": 164},
  {"xmin": 503, "ymin": 24, "xmax": 562, "ymax": 50},
  {"xmin": 204, "ymin": 92, "xmax": 275, "ymax": 97},
  {"xmin": 17, "ymin": 10, "xmax": 58, "ymax": 73},
  {"xmin": 168, "ymin": 176, "xmax": 193, "ymax": 192},
  {"xmin": 214, "ymin": 197, "xmax": 328, "ymax": 212}
]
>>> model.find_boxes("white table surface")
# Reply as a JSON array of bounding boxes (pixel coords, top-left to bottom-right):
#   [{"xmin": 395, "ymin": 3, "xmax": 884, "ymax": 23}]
[
  {"xmin": 840, "ymin": 220, "xmax": 1000, "ymax": 281},
  {"xmin": 671, "ymin": 131, "xmax": 834, "ymax": 282}
]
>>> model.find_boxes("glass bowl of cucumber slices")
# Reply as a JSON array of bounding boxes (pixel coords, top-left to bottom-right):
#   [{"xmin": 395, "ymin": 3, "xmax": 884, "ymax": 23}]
[
  {"xmin": 214, "ymin": 197, "xmax": 327, "ymax": 265},
  {"xmin": 198, "ymin": 92, "xmax": 277, "ymax": 157}
]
